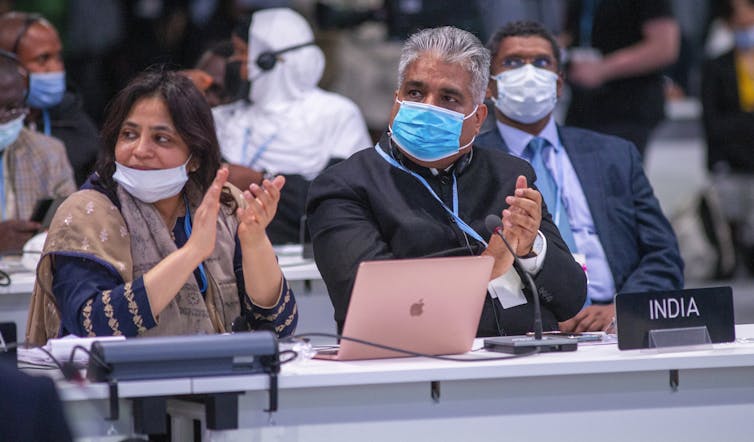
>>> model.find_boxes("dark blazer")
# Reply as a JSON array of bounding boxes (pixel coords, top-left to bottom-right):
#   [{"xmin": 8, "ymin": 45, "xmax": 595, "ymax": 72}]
[
  {"xmin": 306, "ymin": 134, "xmax": 587, "ymax": 337},
  {"xmin": 32, "ymin": 89, "xmax": 101, "ymax": 187},
  {"xmin": 0, "ymin": 362, "xmax": 73, "ymax": 441},
  {"xmin": 701, "ymin": 49, "xmax": 754, "ymax": 172},
  {"xmin": 475, "ymin": 126, "xmax": 683, "ymax": 297}
]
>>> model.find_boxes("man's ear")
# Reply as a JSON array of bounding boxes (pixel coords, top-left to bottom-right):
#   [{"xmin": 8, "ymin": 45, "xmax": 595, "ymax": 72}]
[
  {"xmin": 556, "ymin": 71, "xmax": 564, "ymax": 99},
  {"xmin": 473, "ymin": 103, "xmax": 488, "ymax": 132},
  {"xmin": 486, "ymin": 77, "xmax": 495, "ymax": 100},
  {"xmin": 388, "ymin": 89, "xmax": 401, "ymax": 124}
]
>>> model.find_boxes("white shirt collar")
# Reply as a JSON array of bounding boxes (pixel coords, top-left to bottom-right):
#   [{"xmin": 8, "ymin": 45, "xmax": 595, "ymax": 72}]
[{"xmin": 495, "ymin": 116, "xmax": 560, "ymax": 158}]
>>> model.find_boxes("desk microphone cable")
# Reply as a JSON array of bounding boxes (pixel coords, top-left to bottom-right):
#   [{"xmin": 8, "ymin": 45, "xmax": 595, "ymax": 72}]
[
  {"xmin": 0, "ymin": 250, "xmax": 42, "ymax": 286},
  {"xmin": 280, "ymin": 332, "xmax": 539, "ymax": 363}
]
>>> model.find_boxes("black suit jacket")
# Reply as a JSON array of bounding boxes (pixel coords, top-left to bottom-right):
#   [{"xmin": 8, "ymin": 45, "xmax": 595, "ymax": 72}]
[
  {"xmin": 701, "ymin": 49, "xmax": 754, "ymax": 172},
  {"xmin": 33, "ymin": 89, "xmax": 101, "ymax": 187},
  {"xmin": 306, "ymin": 134, "xmax": 587, "ymax": 336},
  {"xmin": 476, "ymin": 125, "xmax": 683, "ymax": 297},
  {"xmin": 0, "ymin": 362, "xmax": 73, "ymax": 441}
]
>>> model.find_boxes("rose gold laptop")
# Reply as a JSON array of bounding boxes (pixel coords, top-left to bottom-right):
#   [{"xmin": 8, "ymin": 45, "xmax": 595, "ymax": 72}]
[{"xmin": 315, "ymin": 255, "xmax": 494, "ymax": 360}]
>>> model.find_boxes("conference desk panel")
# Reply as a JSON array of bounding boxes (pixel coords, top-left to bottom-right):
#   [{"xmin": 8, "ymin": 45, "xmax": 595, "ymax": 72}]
[
  {"xmin": 57, "ymin": 325, "xmax": 754, "ymax": 441},
  {"xmin": 200, "ymin": 345, "xmax": 754, "ymax": 441}
]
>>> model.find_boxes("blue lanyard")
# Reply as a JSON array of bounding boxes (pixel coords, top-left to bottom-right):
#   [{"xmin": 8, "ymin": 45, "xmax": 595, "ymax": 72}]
[
  {"xmin": 241, "ymin": 127, "xmax": 277, "ymax": 169},
  {"xmin": 240, "ymin": 128, "xmax": 251, "ymax": 165},
  {"xmin": 182, "ymin": 194, "xmax": 208, "ymax": 293},
  {"xmin": 248, "ymin": 133, "xmax": 277, "ymax": 169},
  {"xmin": 374, "ymin": 142, "xmax": 487, "ymax": 247},
  {"xmin": 0, "ymin": 154, "xmax": 5, "ymax": 221},
  {"xmin": 42, "ymin": 109, "xmax": 51, "ymax": 136}
]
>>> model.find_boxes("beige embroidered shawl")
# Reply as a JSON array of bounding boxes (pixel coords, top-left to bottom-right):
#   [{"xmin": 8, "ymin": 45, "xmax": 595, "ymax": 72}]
[{"xmin": 26, "ymin": 182, "xmax": 245, "ymax": 346}]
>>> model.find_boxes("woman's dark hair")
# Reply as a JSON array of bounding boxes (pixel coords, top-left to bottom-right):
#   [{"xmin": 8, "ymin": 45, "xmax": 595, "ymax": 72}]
[{"xmin": 96, "ymin": 69, "xmax": 225, "ymax": 200}]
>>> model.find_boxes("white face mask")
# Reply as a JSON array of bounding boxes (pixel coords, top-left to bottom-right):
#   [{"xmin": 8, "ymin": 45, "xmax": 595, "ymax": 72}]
[
  {"xmin": 491, "ymin": 64, "xmax": 558, "ymax": 124},
  {"xmin": 112, "ymin": 157, "xmax": 191, "ymax": 203}
]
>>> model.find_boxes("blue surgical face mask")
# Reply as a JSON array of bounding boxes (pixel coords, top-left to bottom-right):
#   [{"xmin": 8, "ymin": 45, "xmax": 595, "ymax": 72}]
[
  {"xmin": 735, "ymin": 25, "xmax": 754, "ymax": 50},
  {"xmin": 0, "ymin": 115, "xmax": 25, "ymax": 152},
  {"xmin": 389, "ymin": 99, "xmax": 477, "ymax": 162},
  {"xmin": 27, "ymin": 71, "xmax": 66, "ymax": 109}
]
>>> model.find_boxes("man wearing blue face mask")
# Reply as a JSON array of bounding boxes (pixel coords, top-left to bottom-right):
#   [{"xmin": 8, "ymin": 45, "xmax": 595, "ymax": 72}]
[
  {"xmin": 476, "ymin": 21, "xmax": 683, "ymax": 333},
  {"xmin": 0, "ymin": 11, "xmax": 101, "ymax": 187},
  {"xmin": 307, "ymin": 26, "xmax": 587, "ymax": 337},
  {"xmin": 0, "ymin": 50, "xmax": 75, "ymax": 253}
]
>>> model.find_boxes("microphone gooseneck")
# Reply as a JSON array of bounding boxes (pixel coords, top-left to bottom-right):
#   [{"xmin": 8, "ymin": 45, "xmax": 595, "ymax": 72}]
[{"xmin": 484, "ymin": 214, "xmax": 543, "ymax": 340}]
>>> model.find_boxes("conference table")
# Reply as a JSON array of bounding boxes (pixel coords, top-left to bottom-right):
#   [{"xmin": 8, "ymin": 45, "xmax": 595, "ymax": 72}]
[{"xmin": 52, "ymin": 324, "xmax": 754, "ymax": 441}]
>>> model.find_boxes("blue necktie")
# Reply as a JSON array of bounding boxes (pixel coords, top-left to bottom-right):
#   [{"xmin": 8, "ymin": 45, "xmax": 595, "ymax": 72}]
[{"xmin": 526, "ymin": 137, "xmax": 577, "ymax": 252}]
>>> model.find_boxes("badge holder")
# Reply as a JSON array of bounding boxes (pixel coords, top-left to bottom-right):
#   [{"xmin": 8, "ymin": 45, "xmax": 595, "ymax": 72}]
[{"xmin": 646, "ymin": 326, "xmax": 713, "ymax": 353}]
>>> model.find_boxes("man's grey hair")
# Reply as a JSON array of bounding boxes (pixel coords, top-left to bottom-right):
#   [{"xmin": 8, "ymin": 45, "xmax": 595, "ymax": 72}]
[{"xmin": 398, "ymin": 26, "xmax": 491, "ymax": 104}]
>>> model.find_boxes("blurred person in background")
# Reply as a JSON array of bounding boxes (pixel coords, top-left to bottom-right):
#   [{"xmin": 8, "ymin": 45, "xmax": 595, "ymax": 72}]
[
  {"xmin": 561, "ymin": 0, "xmax": 680, "ymax": 158},
  {"xmin": 0, "ymin": 11, "xmax": 101, "ymax": 187},
  {"xmin": 214, "ymin": 7, "xmax": 370, "ymax": 244},
  {"xmin": 0, "ymin": 49, "xmax": 75, "ymax": 253},
  {"xmin": 181, "ymin": 40, "xmax": 237, "ymax": 108},
  {"xmin": 702, "ymin": 0, "xmax": 754, "ymax": 274}
]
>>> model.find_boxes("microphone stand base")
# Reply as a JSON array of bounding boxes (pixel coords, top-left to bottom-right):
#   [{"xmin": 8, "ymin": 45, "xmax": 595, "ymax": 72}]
[{"xmin": 483, "ymin": 335, "xmax": 578, "ymax": 354}]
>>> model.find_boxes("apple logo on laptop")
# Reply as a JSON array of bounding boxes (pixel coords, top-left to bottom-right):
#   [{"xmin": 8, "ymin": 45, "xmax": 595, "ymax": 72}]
[{"xmin": 410, "ymin": 299, "xmax": 424, "ymax": 317}]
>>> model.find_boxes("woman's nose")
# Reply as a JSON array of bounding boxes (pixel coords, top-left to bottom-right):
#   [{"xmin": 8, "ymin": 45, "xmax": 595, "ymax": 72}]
[{"xmin": 131, "ymin": 136, "xmax": 152, "ymax": 158}]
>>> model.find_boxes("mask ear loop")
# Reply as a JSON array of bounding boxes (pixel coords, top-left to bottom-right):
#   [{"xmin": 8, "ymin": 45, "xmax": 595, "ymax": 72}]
[
  {"xmin": 463, "ymin": 105, "xmax": 479, "ymax": 120},
  {"xmin": 458, "ymin": 104, "xmax": 479, "ymax": 149}
]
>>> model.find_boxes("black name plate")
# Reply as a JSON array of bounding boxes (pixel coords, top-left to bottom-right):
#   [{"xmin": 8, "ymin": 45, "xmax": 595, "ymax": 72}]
[{"xmin": 615, "ymin": 286, "xmax": 735, "ymax": 350}]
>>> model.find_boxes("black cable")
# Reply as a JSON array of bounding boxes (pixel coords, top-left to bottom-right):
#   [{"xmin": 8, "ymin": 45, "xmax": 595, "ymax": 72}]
[
  {"xmin": 18, "ymin": 361, "xmax": 61, "ymax": 370},
  {"xmin": 278, "ymin": 349, "xmax": 298, "ymax": 365},
  {"xmin": 35, "ymin": 345, "xmax": 66, "ymax": 372},
  {"xmin": 0, "ymin": 251, "xmax": 42, "ymax": 286},
  {"xmin": 281, "ymin": 332, "xmax": 539, "ymax": 361},
  {"xmin": 69, "ymin": 344, "xmax": 110, "ymax": 371},
  {"xmin": 488, "ymin": 295, "xmax": 506, "ymax": 337}
]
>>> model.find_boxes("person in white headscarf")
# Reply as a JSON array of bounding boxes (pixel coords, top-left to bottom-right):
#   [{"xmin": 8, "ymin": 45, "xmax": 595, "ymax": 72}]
[{"xmin": 213, "ymin": 7, "xmax": 371, "ymax": 244}]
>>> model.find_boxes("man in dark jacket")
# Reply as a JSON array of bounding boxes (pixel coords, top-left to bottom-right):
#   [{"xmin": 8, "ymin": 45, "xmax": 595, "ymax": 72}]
[{"xmin": 306, "ymin": 26, "xmax": 587, "ymax": 337}]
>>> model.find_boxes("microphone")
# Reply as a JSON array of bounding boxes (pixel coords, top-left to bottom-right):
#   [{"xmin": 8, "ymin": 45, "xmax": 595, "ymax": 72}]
[{"xmin": 481, "ymin": 215, "xmax": 577, "ymax": 354}]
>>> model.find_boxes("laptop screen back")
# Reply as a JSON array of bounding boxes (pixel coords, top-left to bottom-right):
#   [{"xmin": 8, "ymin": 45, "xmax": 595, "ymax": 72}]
[{"xmin": 333, "ymin": 255, "xmax": 494, "ymax": 360}]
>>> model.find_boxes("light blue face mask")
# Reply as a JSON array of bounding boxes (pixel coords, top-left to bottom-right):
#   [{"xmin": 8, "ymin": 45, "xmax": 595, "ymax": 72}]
[
  {"xmin": 0, "ymin": 115, "xmax": 25, "ymax": 152},
  {"xmin": 735, "ymin": 25, "xmax": 754, "ymax": 50},
  {"xmin": 27, "ymin": 71, "xmax": 66, "ymax": 109},
  {"xmin": 389, "ymin": 99, "xmax": 477, "ymax": 162}
]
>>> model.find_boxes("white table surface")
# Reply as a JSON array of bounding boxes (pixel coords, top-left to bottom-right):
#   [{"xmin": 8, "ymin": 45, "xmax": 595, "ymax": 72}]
[{"xmin": 53, "ymin": 324, "xmax": 754, "ymax": 441}]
